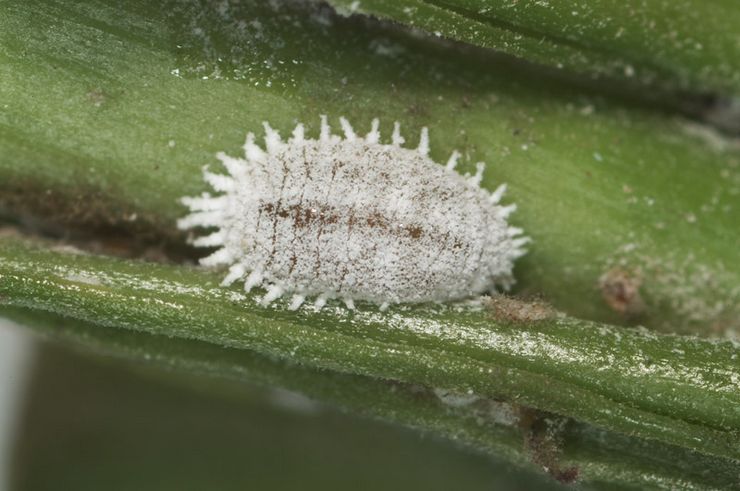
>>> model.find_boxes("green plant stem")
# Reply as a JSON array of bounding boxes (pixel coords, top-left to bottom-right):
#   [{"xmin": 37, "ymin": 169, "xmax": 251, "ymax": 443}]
[
  {"xmin": 328, "ymin": 0, "xmax": 740, "ymax": 100},
  {"xmin": 3, "ymin": 305, "xmax": 739, "ymax": 490},
  {"xmin": 0, "ymin": 236, "xmax": 737, "ymax": 461},
  {"xmin": 1, "ymin": 0, "xmax": 738, "ymax": 337}
]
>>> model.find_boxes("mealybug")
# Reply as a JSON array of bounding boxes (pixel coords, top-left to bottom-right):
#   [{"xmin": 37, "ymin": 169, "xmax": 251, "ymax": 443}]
[{"xmin": 179, "ymin": 116, "xmax": 528, "ymax": 311}]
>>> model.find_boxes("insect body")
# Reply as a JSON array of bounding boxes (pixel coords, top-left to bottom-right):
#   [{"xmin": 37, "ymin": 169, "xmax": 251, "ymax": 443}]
[{"xmin": 179, "ymin": 116, "xmax": 528, "ymax": 310}]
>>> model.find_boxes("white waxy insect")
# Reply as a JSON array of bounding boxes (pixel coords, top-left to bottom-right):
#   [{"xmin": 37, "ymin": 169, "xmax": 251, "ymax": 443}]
[{"xmin": 178, "ymin": 116, "xmax": 529, "ymax": 311}]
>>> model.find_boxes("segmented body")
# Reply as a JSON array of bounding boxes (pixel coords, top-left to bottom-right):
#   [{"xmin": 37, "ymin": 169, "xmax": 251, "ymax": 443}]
[{"xmin": 178, "ymin": 116, "xmax": 528, "ymax": 310}]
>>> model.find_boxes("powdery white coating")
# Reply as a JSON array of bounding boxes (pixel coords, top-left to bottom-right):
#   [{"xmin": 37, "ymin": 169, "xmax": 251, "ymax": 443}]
[{"xmin": 178, "ymin": 117, "xmax": 529, "ymax": 310}]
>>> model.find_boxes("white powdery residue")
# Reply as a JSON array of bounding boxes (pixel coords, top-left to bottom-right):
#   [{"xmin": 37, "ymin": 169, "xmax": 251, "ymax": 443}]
[
  {"xmin": 172, "ymin": 0, "xmax": 309, "ymax": 88},
  {"xmin": 452, "ymin": 297, "xmax": 486, "ymax": 312},
  {"xmin": 226, "ymin": 291, "xmax": 248, "ymax": 302},
  {"xmin": 433, "ymin": 388, "xmax": 480, "ymax": 408},
  {"xmin": 485, "ymin": 400, "xmax": 520, "ymax": 426},
  {"xmin": 369, "ymin": 38, "xmax": 406, "ymax": 57},
  {"xmin": 63, "ymin": 272, "xmax": 103, "ymax": 286},
  {"xmin": 49, "ymin": 244, "xmax": 90, "ymax": 256},
  {"xmin": 179, "ymin": 116, "xmax": 528, "ymax": 311},
  {"xmin": 47, "ymin": 264, "xmax": 241, "ymax": 307},
  {"xmin": 356, "ymin": 310, "xmax": 586, "ymax": 365},
  {"xmin": 132, "ymin": 278, "xmax": 221, "ymax": 299},
  {"xmin": 681, "ymin": 121, "xmax": 740, "ymax": 153},
  {"xmin": 433, "ymin": 388, "xmax": 520, "ymax": 427},
  {"xmin": 629, "ymin": 356, "xmax": 720, "ymax": 390},
  {"xmin": 356, "ymin": 310, "xmax": 739, "ymax": 394},
  {"xmin": 142, "ymin": 297, "xmax": 186, "ymax": 311},
  {"xmin": 268, "ymin": 388, "xmax": 321, "ymax": 414}
]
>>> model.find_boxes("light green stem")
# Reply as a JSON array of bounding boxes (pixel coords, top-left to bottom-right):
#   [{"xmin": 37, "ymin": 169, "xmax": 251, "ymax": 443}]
[{"xmin": 0, "ymin": 236, "xmax": 737, "ymax": 462}]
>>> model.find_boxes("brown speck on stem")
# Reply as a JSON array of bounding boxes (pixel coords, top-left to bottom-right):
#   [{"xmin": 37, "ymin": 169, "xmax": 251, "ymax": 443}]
[
  {"xmin": 87, "ymin": 88, "xmax": 106, "ymax": 107},
  {"xmin": 519, "ymin": 408, "xmax": 579, "ymax": 485},
  {"xmin": 0, "ymin": 182, "xmax": 193, "ymax": 261},
  {"xmin": 485, "ymin": 295, "xmax": 558, "ymax": 324},
  {"xmin": 406, "ymin": 103, "xmax": 429, "ymax": 117},
  {"xmin": 599, "ymin": 267, "xmax": 645, "ymax": 316}
]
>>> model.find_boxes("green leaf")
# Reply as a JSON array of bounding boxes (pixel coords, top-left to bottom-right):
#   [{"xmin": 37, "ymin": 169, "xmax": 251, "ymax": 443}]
[
  {"xmin": 328, "ymin": 0, "xmax": 740, "ymax": 101},
  {"xmin": 1, "ymin": 0, "xmax": 739, "ymax": 336},
  {"xmin": 0, "ymin": 235, "xmax": 738, "ymax": 466}
]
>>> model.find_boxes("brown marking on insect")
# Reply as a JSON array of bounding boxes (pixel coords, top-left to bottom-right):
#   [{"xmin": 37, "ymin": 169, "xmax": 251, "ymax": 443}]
[
  {"xmin": 366, "ymin": 212, "xmax": 388, "ymax": 229},
  {"xmin": 406, "ymin": 225, "xmax": 423, "ymax": 239},
  {"xmin": 265, "ymin": 201, "xmax": 437, "ymax": 245}
]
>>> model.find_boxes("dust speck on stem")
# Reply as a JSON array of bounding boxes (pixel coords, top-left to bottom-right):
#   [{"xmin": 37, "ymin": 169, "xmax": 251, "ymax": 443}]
[
  {"xmin": 598, "ymin": 267, "xmax": 645, "ymax": 317},
  {"xmin": 485, "ymin": 295, "xmax": 558, "ymax": 324}
]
